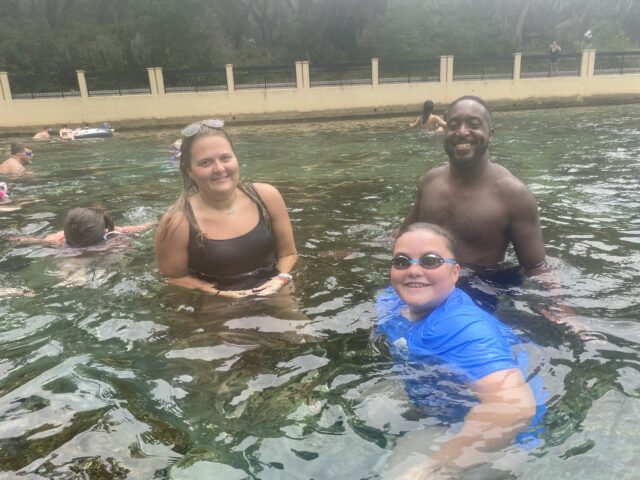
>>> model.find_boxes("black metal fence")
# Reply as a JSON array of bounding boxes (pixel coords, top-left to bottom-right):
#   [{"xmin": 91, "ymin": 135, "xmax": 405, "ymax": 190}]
[
  {"xmin": 85, "ymin": 70, "xmax": 151, "ymax": 96},
  {"xmin": 234, "ymin": 65, "xmax": 296, "ymax": 90},
  {"xmin": 9, "ymin": 73, "xmax": 80, "ymax": 99},
  {"xmin": 594, "ymin": 51, "xmax": 640, "ymax": 75},
  {"xmin": 163, "ymin": 68, "xmax": 227, "ymax": 92},
  {"xmin": 520, "ymin": 53, "xmax": 582, "ymax": 78},
  {"xmin": 309, "ymin": 62, "xmax": 371, "ymax": 87},
  {"xmin": 453, "ymin": 57, "xmax": 513, "ymax": 80},
  {"xmin": 379, "ymin": 59, "xmax": 440, "ymax": 84}
]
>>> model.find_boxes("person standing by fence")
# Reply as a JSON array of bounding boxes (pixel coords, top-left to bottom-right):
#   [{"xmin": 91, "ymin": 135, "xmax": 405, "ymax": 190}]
[{"xmin": 548, "ymin": 40, "xmax": 562, "ymax": 75}]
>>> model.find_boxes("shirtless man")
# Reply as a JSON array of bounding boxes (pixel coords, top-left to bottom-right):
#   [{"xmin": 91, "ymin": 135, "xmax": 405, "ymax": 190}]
[
  {"xmin": 401, "ymin": 96, "xmax": 545, "ymax": 275},
  {"xmin": 0, "ymin": 143, "xmax": 34, "ymax": 176}
]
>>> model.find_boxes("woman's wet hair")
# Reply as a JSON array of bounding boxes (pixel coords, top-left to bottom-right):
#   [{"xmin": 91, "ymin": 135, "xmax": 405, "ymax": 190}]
[
  {"xmin": 394, "ymin": 222, "xmax": 458, "ymax": 257},
  {"xmin": 63, "ymin": 207, "xmax": 114, "ymax": 248}
]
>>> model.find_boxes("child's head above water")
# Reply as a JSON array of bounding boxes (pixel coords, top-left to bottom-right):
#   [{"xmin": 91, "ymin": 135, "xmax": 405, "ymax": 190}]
[{"xmin": 63, "ymin": 207, "xmax": 115, "ymax": 247}]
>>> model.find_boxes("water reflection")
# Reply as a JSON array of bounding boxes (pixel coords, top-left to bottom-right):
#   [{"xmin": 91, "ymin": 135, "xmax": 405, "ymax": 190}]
[{"xmin": 0, "ymin": 104, "xmax": 639, "ymax": 478}]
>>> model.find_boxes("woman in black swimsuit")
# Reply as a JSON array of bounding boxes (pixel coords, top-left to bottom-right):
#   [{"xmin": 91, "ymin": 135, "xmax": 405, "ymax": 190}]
[{"xmin": 155, "ymin": 119, "xmax": 298, "ymax": 298}]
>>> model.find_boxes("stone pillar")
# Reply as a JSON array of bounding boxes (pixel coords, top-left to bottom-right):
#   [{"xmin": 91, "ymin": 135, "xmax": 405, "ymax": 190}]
[
  {"xmin": 225, "ymin": 64, "xmax": 235, "ymax": 92},
  {"xmin": 302, "ymin": 61, "xmax": 310, "ymax": 89},
  {"xmin": 295, "ymin": 61, "xmax": 304, "ymax": 89},
  {"xmin": 580, "ymin": 50, "xmax": 590, "ymax": 78},
  {"xmin": 147, "ymin": 68, "xmax": 158, "ymax": 95},
  {"xmin": 0, "ymin": 72, "xmax": 11, "ymax": 101},
  {"xmin": 439, "ymin": 56, "xmax": 448, "ymax": 84},
  {"xmin": 371, "ymin": 58, "xmax": 379, "ymax": 86},
  {"xmin": 155, "ymin": 67, "xmax": 165, "ymax": 94},
  {"xmin": 76, "ymin": 70, "xmax": 88, "ymax": 98},
  {"xmin": 446, "ymin": 56, "xmax": 454, "ymax": 83},
  {"xmin": 587, "ymin": 49, "xmax": 596, "ymax": 77},
  {"xmin": 513, "ymin": 53, "xmax": 522, "ymax": 81}
]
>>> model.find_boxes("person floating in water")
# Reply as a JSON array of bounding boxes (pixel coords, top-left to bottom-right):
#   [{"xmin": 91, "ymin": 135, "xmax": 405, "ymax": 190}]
[
  {"xmin": 59, "ymin": 125, "xmax": 75, "ymax": 140},
  {"xmin": 11, "ymin": 207, "xmax": 156, "ymax": 248},
  {"xmin": 155, "ymin": 119, "xmax": 298, "ymax": 298},
  {"xmin": 409, "ymin": 100, "xmax": 446, "ymax": 133},
  {"xmin": 0, "ymin": 143, "xmax": 34, "ymax": 176},
  {"xmin": 377, "ymin": 223, "xmax": 544, "ymax": 478},
  {"xmin": 32, "ymin": 127, "xmax": 53, "ymax": 140}
]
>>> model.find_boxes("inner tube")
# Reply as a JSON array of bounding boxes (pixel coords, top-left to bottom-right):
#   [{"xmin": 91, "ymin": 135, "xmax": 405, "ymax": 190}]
[{"xmin": 74, "ymin": 128, "xmax": 114, "ymax": 139}]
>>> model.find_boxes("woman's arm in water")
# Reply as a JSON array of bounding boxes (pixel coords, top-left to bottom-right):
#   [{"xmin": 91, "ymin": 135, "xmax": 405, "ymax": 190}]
[
  {"xmin": 408, "ymin": 116, "xmax": 421, "ymax": 128},
  {"xmin": 250, "ymin": 183, "xmax": 298, "ymax": 296},
  {"xmin": 155, "ymin": 209, "xmax": 252, "ymax": 298},
  {"xmin": 387, "ymin": 368, "xmax": 536, "ymax": 479}
]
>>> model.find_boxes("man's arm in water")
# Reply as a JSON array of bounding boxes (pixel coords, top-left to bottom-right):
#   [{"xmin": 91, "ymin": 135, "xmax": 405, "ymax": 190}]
[{"xmin": 507, "ymin": 181, "xmax": 597, "ymax": 338}]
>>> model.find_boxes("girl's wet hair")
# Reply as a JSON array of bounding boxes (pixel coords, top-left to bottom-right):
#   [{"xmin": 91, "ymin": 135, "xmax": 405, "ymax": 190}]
[
  {"xmin": 395, "ymin": 222, "xmax": 458, "ymax": 257},
  {"xmin": 63, "ymin": 207, "xmax": 114, "ymax": 248}
]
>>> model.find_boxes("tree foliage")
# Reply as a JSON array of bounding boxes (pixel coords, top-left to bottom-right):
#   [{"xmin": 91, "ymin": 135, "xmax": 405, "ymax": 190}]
[{"xmin": 0, "ymin": 0, "xmax": 637, "ymax": 74}]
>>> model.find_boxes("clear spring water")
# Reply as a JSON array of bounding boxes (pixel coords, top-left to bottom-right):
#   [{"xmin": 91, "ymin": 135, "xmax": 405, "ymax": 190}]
[{"xmin": 1, "ymin": 104, "xmax": 640, "ymax": 479}]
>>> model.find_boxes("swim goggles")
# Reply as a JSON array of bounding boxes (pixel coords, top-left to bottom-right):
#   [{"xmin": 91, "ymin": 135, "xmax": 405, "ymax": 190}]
[
  {"xmin": 181, "ymin": 119, "xmax": 225, "ymax": 137},
  {"xmin": 24, "ymin": 150, "xmax": 33, "ymax": 157},
  {"xmin": 391, "ymin": 253, "xmax": 457, "ymax": 270}
]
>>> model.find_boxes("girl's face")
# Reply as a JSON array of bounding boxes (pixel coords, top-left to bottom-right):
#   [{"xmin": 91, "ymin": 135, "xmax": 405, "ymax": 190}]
[
  {"xmin": 188, "ymin": 135, "xmax": 240, "ymax": 197},
  {"xmin": 390, "ymin": 229, "xmax": 460, "ymax": 317}
]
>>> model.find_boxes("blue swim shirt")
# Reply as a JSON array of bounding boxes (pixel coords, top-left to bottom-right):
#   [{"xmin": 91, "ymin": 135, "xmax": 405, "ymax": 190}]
[{"xmin": 376, "ymin": 286, "xmax": 547, "ymax": 446}]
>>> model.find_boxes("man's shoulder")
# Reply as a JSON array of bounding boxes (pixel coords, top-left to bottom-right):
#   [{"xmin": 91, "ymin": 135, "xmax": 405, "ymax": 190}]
[
  {"xmin": 489, "ymin": 163, "xmax": 532, "ymax": 195},
  {"xmin": 420, "ymin": 164, "xmax": 448, "ymax": 183}
]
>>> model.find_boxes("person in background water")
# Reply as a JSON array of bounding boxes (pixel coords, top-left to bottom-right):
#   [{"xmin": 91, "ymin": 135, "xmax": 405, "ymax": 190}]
[
  {"xmin": 155, "ymin": 119, "xmax": 298, "ymax": 298},
  {"xmin": 169, "ymin": 138, "xmax": 182, "ymax": 161},
  {"xmin": 32, "ymin": 127, "xmax": 53, "ymax": 140},
  {"xmin": 378, "ymin": 223, "xmax": 542, "ymax": 479},
  {"xmin": 11, "ymin": 207, "xmax": 156, "ymax": 247},
  {"xmin": 0, "ymin": 182, "xmax": 8, "ymax": 201},
  {"xmin": 409, "ymin": 100, "xmax": 446, "ymax": 133},
  {"xmin": 59, "ymin": 125, "xmax": 75, "ymax": 140},
  {"xmin": 0, "ymin": 143, "xmax": 34, "ymax": 176}
]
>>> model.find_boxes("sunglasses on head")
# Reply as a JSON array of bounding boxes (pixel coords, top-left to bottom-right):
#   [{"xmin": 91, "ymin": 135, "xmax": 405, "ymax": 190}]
[
  {"xmin": 391, "ymin": 253, "xmax": 457, "ymax": 270},
  {"xmin": 181, "ymin": 119, "xmax": 225, "ymax": 137}
]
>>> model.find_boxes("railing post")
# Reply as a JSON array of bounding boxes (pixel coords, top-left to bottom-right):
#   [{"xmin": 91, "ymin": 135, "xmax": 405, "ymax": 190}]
[
  {"xmin": 225, "ymin": 64, "xmax": 235, "ymax": 92},
  {"xmin": 147, "ymin": 67, "xmax": 159, "ymax": 95},
  {"xmin": 371, "ymin": 58, "xmax": 379, "ymax": 86},
  {"xmin": 513, "ymin": 53, "xmax": 522, "ymax": 81},
  {"xmin": 0, "ymin": 72, "xmax": 12, "ymax": 101},
  {"xmin": 302, "ymin": 61, "xmax": 310, "ymax": 89},
  {"xmin": 295, "ymin": 61, "xmax": 304, "ymax": 89},
  {"xmin": 155, "ymin": 67, "xmax": 165, "ymax": 94}
]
